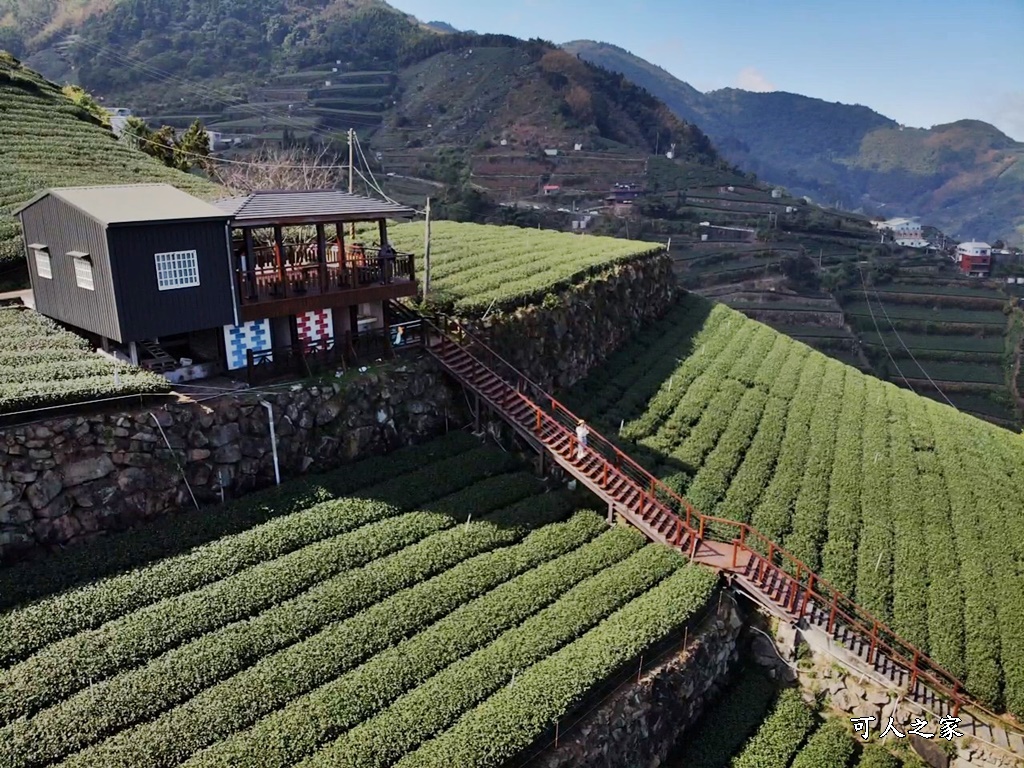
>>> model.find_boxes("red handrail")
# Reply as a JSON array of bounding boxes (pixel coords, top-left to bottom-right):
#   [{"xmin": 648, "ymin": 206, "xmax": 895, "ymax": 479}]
[{"xmin": 424, "ymin": 314, "xmax": 1024, "ymax": 738}]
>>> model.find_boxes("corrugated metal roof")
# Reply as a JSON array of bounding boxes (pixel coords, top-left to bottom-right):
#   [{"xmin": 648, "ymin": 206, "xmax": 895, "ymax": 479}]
[
  {"xmin": 12, "ymin": 184, "xmax": 229, "ymax": 225},
  {"xmin": 214, "ymin": 190, "xmax": 415, "ymax": 224}
]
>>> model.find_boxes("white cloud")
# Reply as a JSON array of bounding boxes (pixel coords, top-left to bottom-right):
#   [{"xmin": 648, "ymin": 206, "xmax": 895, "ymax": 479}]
[
  {"xmin": 736, "ymin": 66, "xmax": 776, "ymax": 92},
  {"xmin": 987, "ymin": 92, "xmax": 1024, "ymax": 142}
]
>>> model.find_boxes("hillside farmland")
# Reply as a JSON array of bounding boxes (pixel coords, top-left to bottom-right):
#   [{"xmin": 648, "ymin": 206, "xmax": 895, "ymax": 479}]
[{"xmin": 566, "ymin": 294, "xmax": 1024, "ymax": 716}]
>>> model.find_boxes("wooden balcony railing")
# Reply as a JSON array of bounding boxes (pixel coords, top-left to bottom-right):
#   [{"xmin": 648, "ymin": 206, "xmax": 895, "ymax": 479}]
[{"xmin": 236, "ymin": 244, "xmax": 415, "ymax": 305}]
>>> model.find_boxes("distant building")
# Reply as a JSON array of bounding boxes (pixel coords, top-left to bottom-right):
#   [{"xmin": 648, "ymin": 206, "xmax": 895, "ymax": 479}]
[
  {"xmin": 542, "ymin": 184, "xmax": 560, "ymax": 195},
  {"xmin": 874, "ymin": 217, "xmax": 929, "ymax": 248},
  {"xmin": 543, "ymin": 148, "xmax": 559, "ymax": 157},
  {"xmin": 104, "ymin": 107, "xmax": 133, "ymax": 137},
  {"xmin": 956, "ymin": 241, "xmax": 992, "ymax": 276},
  {"xmin": 607, "ymin": 183, "xmax": 642, "ymax": 204},
  {"xmin": 771, "ymin": 188, "xmax": 783, "ymax": 199}
]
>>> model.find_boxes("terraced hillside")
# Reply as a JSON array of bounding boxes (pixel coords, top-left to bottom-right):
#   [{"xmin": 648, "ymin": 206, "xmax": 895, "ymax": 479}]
[
  {"xmin": 0, "ymin": 430, "xmax": 717, "ymax": 768},
  {"xmin": 383, "ymin": 220, "xmax": 663, "ymax": 313},
  {"xmin": 0, "ymin": 306, "xmax": 169, "ymax": 413},
  {"xmin": 565, "ymin": 293, "xmax": 1024, "ymax": 716},
  {"xmin": 0, "ymin": 52, "xmax": 222, "ymax": 265}
]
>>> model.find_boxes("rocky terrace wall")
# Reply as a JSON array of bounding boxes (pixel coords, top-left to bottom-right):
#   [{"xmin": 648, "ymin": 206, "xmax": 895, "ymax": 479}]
[
  {"xmin": 534, "ymin": 590, "xmax": 743, "ymax": 768},
  {"xmin": 0, "ymin": 250, "xmax": 676, "ymax": 563},
  {"xmin": 466, "ymin": 251, "xmax": 677, "ymax": 392},
  {"xmin": 0, "ymin": 357, "xmax": 459, "ymax": 563}
]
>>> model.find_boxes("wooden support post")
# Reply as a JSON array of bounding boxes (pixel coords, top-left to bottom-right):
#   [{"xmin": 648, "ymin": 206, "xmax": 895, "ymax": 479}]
[
  {"xmin": 731, "ymin": 540, "xmax": 739, "ymax": 569},
  {"xmin": 909, "ymin": 649, "xmax": 920, "ymax": 691},
  {"xmin": 602, "ymin": 461, "xmax": 608, "ymax": 488},
  {"xmin": 535, "ymin": 406, "xmax": 542, "ymax": 433},
  {"xmin": 827, "ymin": 592, "xmax": 838, "ymax": 635},
  {"xmin": 316, "ymin": 223, "xmax": 327, "ymax": 294},
  {"xmin": 952, "ymin": 683, "xmax": 961, "ymax": 717},
  {"xmin": 790, "ymin": 565, "xmax": 802, "ymax": 612},
  {"xmin": 799, "ymin": 573, "xmax": 814, "ymax": 619},
  {"xmin": 867, "ymin": 621, "xmax": 878, "ymax": 666},
  {"xmin": 243, "ymin": 228, "xmax": 256, "ymax": 299},
  {"xmin": 474, "ymin": 392, "xmax": 481, "ymax": 433},
  {"xmin": 607, "ymin": 501, "xmax": 614, "ymax": 524},
  {"xmin": 274, "ymin": 226, "xmax": 286, "ymax": 291}
]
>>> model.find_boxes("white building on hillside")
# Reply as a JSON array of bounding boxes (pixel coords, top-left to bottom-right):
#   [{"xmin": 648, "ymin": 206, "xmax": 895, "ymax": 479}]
[
  {"xmin": 874, "ymin": 217, "xmax": 928, "ymax": 248},
  {"xmin": 956, "ymin": 241, "xmax": 992, "ymax": 276}
]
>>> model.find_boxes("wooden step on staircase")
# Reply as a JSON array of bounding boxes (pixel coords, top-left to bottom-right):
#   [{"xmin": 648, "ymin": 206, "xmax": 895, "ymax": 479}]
[{"xmin": 422, "ymin": 316, "xmax": 1024, "ymax": 764}]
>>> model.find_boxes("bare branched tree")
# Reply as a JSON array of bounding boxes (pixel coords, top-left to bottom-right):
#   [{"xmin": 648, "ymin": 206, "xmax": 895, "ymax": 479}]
[{"xmin": 211, "ymin": 144, "xmax": 343, "ymax": 194}]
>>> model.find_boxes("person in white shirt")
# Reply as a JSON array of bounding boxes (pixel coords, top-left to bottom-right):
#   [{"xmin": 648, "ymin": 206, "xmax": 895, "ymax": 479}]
[{"xmin": 575, "ymin": 419, "xmax": 589, "ymax": 460}]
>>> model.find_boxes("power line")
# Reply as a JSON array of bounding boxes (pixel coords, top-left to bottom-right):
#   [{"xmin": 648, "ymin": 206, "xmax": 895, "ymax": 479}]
[
  {"xmin": 871, "ymin": 288, "xmax": 958, "ymax": 408},
  {"xmin": 858, "ymin": 267, "xmax": 915, "ymax": 392},
  {"xmin": 11, "ymin": 12, "xmax": 427, "ymax": 211}
]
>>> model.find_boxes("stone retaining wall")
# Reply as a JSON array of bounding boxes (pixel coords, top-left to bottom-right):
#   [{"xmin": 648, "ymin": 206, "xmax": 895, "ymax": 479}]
[
  {"xmin": 467, "ymin": 251, "xmax": 677, "ymax": 392},
  {"xmin": 534, "ymin": 590, "xmax": 742, "ymax": 768},
  {"xmin": 0, "ymin": 356, "xmax": 460, "ymax": 563},
  {"xmin": 0, "ymin": 250, "xmax": 675, "ymax": 563}
]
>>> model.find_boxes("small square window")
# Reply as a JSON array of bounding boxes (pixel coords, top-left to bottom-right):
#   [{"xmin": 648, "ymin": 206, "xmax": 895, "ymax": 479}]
[
  {"xmin": 31, "ymin": 247, "xmax": 51, "ymax": 279},
  {"xmin": 154, "ymin": 250, "xmax": 200, "ymax": 290},
  {"xmin": 73, "ymin": 258, "xmax": 94, "ymax": 291}
]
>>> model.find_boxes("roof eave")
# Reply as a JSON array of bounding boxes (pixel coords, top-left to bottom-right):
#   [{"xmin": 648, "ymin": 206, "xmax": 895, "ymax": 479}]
[
  {"xmin": 10, "ymin": 189, "xmax": 54, "ymax": 217},
  {"xmin": 107, "ymin": 215, "xmax": 232, "ymax": 228},
  {"xmin": 229, "ymin": 212, "xmax": 416, "ymax": 227}
]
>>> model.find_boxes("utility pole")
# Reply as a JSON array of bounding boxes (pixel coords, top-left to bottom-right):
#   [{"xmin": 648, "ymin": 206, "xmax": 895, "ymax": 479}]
[
  {"xmin": 348, "ymin": 128, "xmax": 356, "ymax": 241},
  {"xmin": 423, "ymin": 197, "xmax": 432, "ymax": 300}
]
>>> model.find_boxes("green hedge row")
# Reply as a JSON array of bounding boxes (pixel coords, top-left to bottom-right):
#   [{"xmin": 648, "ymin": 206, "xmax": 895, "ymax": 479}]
[
  {"xmin": 1, "ymin": 470, "xmax": 539, "ymax": 733},
  {"xmin": 856, "ymin": 745, "xmax": 901, "ymax": 768},
  {"xmin": 731, "ymin": 689, "xmax": 816, "ymax": 768},
  {"xmin": 0, "ymin": 348, "xmax": 97, "ymax": 367},
  {"xmin": 0, "ymin": 358, "xmax": 124, "ymax": 384},
  {"xmin": 183, "ymin": 526, "xmax": 652, "ymax": 768},
  {"xmin": 308, "ymin": 544, "xmax": 688, "ymax": 768},
  {"xmin": 0, "ymin": 430, "xmax": 481, "ymax": 611},
  {"xmin": 790, "ymin": 718, "xmax": 856, "ymax": 768},
  {"xmin": 2, "ymin": 488, "xmax": 575, "ymax": 768},
  {"xmin": 0, "ymin": 373, "xmax": 171, "ymax": 411},
  {"xmin": 391, "ymin": 565, "xmax": 718, "ymax": 767},
  {"xmin": 0, "ymin": 440, "xmax": 507, "ymax": 663},
  {"xmin": 668, "ymin": 666, "xmax": 777, "ymax": 768},
  {"xmin": 0, "ymin": 504, "xmax": 437, "ymax": 723},
  {"xmin": 56, "ymin": 505, "xmax": 596, "ymax": 768}
]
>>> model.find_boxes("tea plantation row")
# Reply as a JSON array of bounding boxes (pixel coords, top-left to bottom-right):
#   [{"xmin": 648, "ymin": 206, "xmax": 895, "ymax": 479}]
[
  {"xmin": 566, "ymin": 293, "xmax": 1024, "ymax": 716},
  {"xmin": 0, "ymin": 430, "xmax": 716, "ymax": 768}
]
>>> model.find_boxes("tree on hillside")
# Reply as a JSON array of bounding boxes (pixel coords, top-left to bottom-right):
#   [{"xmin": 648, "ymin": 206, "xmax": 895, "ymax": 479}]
[
  {"xmin": 121, "ymin": 117, "xmax": 212, "ymax": 173},
  {"xmin": 61, "ymin": 85, "xmax": 108, "ymax": 126},
  {"xmin": 210, "ymin": 145, "xmax": 342, "ymax": 193},
  {"xmin": 175, "ymin": 119, "xmax": 212, "ymax": 172}
]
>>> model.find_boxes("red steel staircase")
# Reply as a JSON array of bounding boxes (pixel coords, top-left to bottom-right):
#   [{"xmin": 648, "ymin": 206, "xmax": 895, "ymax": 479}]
[{"xmin": 423, "ymin": 315, "xmax": 1024, "ymax": 759}]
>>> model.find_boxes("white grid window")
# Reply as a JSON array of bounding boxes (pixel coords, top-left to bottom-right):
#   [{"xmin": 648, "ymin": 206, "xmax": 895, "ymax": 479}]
[
  {"xmin": 154, "ymin": 249, "xmax": 200, "ymax": 291},
  {"xmin": 73, "ymin": 258, "xmax": 94, "ymax": 291},
  {"xmin": 33, "ymin": 249, "xmax": 52, "ymax": 279}
]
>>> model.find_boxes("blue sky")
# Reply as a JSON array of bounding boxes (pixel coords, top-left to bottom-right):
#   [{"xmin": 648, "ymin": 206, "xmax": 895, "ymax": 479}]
[{"xmin": 389, "ymin": 0, "xmax": 1024, "ymax": 141}]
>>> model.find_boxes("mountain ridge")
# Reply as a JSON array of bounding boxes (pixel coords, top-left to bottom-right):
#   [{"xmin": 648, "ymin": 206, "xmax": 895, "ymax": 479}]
[{"xmin": 562, "ymin": 39, "xmax": 1024, "ymax": 244}]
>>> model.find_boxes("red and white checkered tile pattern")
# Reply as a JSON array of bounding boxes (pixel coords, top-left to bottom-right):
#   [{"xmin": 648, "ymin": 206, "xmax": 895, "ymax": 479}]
[{"xmin": 296, "ymin": 308, "xmax": 334, "ymax": 344}]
